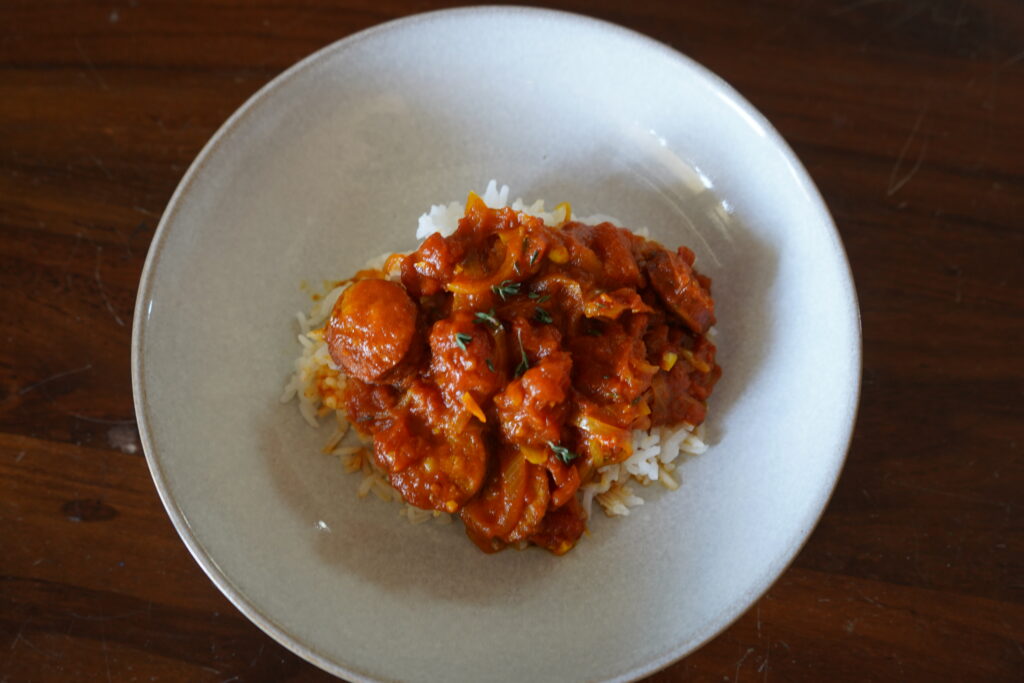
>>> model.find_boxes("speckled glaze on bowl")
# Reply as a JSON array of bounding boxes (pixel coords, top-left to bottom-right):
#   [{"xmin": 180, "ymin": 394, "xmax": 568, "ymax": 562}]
[{"xmin": 131, "ymin": 7, "xmax": 860, "ymax": 682}]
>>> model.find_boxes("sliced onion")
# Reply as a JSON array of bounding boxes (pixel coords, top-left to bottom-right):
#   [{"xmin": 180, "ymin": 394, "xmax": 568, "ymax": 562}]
[
  {"xmin": 572, "ymin": 413, "xmax": 631, "ymax": 441},
  {"xmin": 461, "ymin": 392, "xmax": 487, "ymax": 423},
  {"xmin": 446, "ymin": 228, "xmax": 524, "ymax": 295}
]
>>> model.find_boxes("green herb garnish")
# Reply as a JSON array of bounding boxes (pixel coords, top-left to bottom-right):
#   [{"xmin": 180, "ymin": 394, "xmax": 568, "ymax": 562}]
[
  {"xmin": 454, "ymin": 332, "xmax": 473, "ymax": 351},
  {"xmin": 534, "ymin": 307, "xmax": 553, "ymax": 324},
  {"xmin": 486, "ymin": 359, "xmax": 496, "ymax": 373},
  {"xmin": 474, "ymin": 309, "xmax": 500, "ymax": 329},
  {"xmin": 530, "ymin": 250, "xmax": 540, "ymax": 266},
  {"xmin": 527, "ymin": 292, "xmax": 551, "ymax": 304},
  {"xmin": 547, "ymin": 441, "xmax": 580, "ymax": 465},
  {"xmin": 514, "ymin": 329, "xmax": 530, "ymax": 377},
  {"xmin": 492, "ymin": 280, "xmax": 521, "ymax": 301},
  {"xmin": 586, "ymin": 325, "xmax": 602, "ymax": 336}
]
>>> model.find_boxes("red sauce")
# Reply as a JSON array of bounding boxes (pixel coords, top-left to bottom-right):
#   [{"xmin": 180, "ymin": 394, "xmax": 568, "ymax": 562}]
[{"xmin": 326, "ymin": 194, "xmax": 720, "ymax": 554}]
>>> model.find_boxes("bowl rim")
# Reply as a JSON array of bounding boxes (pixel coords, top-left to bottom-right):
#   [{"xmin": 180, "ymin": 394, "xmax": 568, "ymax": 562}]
[{"xmin": 131, "ymin": 6, "xmax": 862, "ymax": 681}]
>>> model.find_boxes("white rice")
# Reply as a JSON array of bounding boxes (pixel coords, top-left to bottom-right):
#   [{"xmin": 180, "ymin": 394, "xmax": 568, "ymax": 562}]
[
  {"xmin": 284, "ymin": 181, "xmax": 710, "ymax": 524},
  {"xmin": 416, "ymin": 179, "xmax": 639, "ymax": 239}
]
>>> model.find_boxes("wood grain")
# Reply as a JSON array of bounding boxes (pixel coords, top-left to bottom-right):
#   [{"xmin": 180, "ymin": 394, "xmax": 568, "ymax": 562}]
[{"xmin": 2, "ymin": 0, "xmax": 1022, "ymax": 680}]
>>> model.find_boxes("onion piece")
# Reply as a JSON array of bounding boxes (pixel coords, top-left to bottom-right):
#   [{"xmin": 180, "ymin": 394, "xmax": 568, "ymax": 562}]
[{"xmin": 461, "ymin": 392, "xmax": 487, "ymax": 423}]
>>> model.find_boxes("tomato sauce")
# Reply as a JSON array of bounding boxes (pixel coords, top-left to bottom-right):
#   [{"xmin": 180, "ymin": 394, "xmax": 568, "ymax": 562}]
[{"xmin": 326, "ymin": 194, "xmax": 720, "ymax": 554}]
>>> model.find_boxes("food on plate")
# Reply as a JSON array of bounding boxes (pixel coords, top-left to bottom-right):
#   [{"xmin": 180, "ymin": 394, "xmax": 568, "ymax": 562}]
[{"xmin": 283, "ymin": 182, "xmax": 720, "ymax": 554}]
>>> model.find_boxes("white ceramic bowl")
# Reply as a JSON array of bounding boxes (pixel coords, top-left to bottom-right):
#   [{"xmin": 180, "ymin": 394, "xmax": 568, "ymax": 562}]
[{"xmin": 132, "ymin": 7, "xmax": 860, "ymax": 682}]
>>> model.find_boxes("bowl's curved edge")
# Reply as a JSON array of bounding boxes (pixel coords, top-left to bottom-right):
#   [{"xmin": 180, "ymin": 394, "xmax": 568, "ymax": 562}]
[
  {"xmin": 617, "ymin": 170, "xmax": 862, "ymax": 678},
  {"xmin": 129, "ymin": 11, "xmax": 433, "ymax": 683},
  {"xmin": 580, "ymin": 13, "xmax": 863, "ymax": 683},
  {"xmin": 130, "ymin": 5, "xmax": 863, "ymax": 683}
]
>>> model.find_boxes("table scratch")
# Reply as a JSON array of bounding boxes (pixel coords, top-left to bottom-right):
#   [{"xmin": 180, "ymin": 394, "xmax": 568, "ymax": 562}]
[
  {"xmin": 8, "ymin": 622, "xmax": 25, "ymax": 651},
  {"xmin": 895, "ymin": 480, "xmax": 1013, "ymax": 514},
  {"xmin": 734, "ymin": 647, "xmax": 755, "ymax": 681},
  {"xmin": 89, "ymin": 155, "xmax": 114, "ymax": 181},
  {"xmin": 887, "ymin": 106, "xmax": 929, "ymax": 196},
  {"xmin": 95, "ymin": 246, "xmax": 126, "ymax": 327},
  {"xmin": 74, "ymin": 38, "xmax": 109, "ymax": 91},
  {"xmin": 66, "ymin": 412, "xmax": 136, "ymax": 425},
  {"xmin": 100, "ymin": 633, "xmax": 112, "ymax": 683},
  {"xmin": 1001, "ymin": 47, "xmax": 1024, "ymax": 69},
  {"xmin": 249, "ymin": 642, "xmax": 265, "ymax": 668},
  {"xmin": 18, "ymin": 363, "xmax": 94, "ymax": 395}
]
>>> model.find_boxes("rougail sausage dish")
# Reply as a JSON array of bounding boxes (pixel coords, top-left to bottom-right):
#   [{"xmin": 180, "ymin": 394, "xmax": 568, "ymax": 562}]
[{"xmin": 283, "ymin": 184, "xmax": 721, "ymax": 555}]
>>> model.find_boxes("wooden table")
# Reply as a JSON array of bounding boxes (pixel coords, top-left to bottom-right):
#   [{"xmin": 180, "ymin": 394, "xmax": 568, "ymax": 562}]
[{"xmin": 2, "ymin": 1, "xmax": 1021, "ymax": 680}]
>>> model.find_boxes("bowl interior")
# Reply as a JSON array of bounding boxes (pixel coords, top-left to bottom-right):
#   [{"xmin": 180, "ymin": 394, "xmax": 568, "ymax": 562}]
[{"xmin": 134, "ymin": 8, "xmax": 859, "ymax": 682}]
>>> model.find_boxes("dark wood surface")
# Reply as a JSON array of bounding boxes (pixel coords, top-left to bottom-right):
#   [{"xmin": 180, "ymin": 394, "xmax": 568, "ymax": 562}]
[{"xmin": 2, "ymin": 1, "xmax": 1022, "ymax": 680}]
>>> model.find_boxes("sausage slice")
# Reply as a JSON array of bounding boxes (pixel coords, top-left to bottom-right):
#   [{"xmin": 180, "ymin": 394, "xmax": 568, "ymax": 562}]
[{"xmin": 326, "ymin": 278, "xmax": 418, "ymax": 384}]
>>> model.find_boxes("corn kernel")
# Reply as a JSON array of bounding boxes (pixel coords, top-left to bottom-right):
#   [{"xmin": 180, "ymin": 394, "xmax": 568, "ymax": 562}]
[
  {"xmin": 548, "ymin": 245, "xmax": 569, "ymax": 264},
  {"xmin": 522, "ymin": 446, "xmax": 547, "ymax": 465},
  {"xmin": 660, "ymin": 351, "xmax": 678, "ymax": 372},
  {"xmin": 680, "ymin": 348, "xmax": 711, "ymax": 373}
]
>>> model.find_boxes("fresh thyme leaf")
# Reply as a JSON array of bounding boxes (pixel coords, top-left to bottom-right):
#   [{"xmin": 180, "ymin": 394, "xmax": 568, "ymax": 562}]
[
  {"xmin": 491, "ymin": 280, "xmax": 521, "ymax": 301},
  {"xmin": 513, "ymin": 261, "xmax": 521, "ymax": 275},
  {"xmin": 534, "ymin": 307, "xmax": 553, "ymax": 324},
  {"xmin": 454, "ymin": 332, "xmax": 473, "ymax": 351},
  {"xmin": 546, "ymin": 440, "xmax": 580, "ymax": 465},
  {"xmin": 514, "ymin": 329, "xmax": 530, "ymax": 377},
  {"xmin": 474, "ymin": 309, "xmax": 500, "ymax": 329},
  {"xmin": 527, "ymin": 292, "xmax": 550, "ymax": 303},
  {"xmin": 486, "ymin": 359, "xmax": 496, "ymax": 373},
  {"xmin": 530, "ymin": 249, "xmax": 540, "ymax": 266}
]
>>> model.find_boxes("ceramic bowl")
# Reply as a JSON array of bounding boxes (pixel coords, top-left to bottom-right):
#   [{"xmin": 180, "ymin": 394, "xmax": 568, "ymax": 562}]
[{"xmin": 132, "ymin": 7, "xmax": 860, "ymax": 682}]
